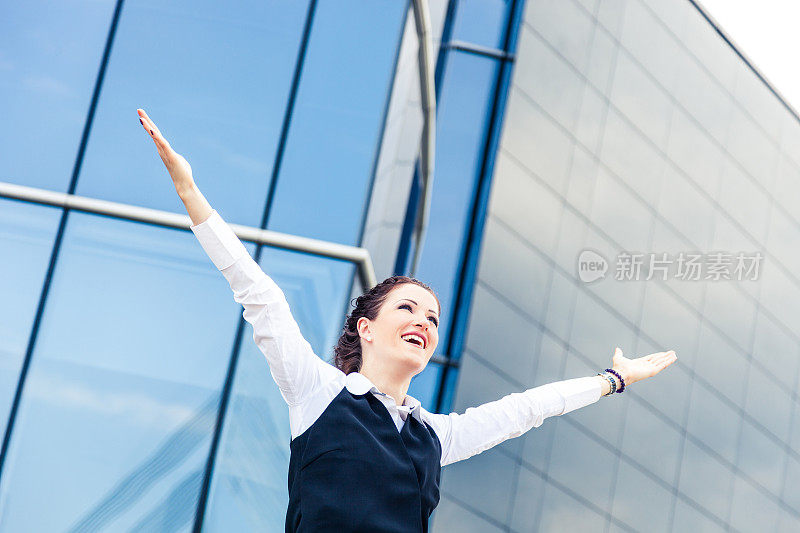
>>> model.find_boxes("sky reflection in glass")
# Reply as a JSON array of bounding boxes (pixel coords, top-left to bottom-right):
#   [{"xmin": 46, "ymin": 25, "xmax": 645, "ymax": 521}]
[
  {"xmin": 0, "ymin": 200, "xmax": 60, "ymax": 441},
  {"xmin": 75, "ymin": 0, "xmax": 310, "ymax": 227},
  {"xmin": 266, "ymin": 0, "xmax": 407, "ymax": 245},
  {"xmin": 0, "ymin": 213, "xmax": 246, "ymax": 531},
  {"xmin": 414, "ymin": 52, "xmax": 498, "ymax": 354},
  {"xmin": 0, "ymin": 0, "xmax": 115, "ymax": 191}
]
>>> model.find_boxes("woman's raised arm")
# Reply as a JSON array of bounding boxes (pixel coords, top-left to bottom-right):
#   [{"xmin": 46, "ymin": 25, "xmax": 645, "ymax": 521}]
[
  {"xmin": 138, "ymin": 109, "xmax": 212, "ymax": 225},
  {"xmin": 137, "ymin": 109, "xmax": 341, "ymax": 407},
  {"xmin": 424, "ymin": 348, "xmax": 677, "ymax": 467}
]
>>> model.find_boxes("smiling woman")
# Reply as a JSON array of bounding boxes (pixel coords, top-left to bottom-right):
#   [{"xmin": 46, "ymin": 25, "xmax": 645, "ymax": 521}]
[
  {"xmin": 137, "ymin": 108, "xmax": 678, "ymax": 532},
  {"xmin": 334, "ymin": 278, "xmax": 441, "ymax": 397}
]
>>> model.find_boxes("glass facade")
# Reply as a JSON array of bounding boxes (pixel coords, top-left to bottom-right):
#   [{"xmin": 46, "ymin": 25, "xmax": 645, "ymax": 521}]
[
  {"xmin": 2, "ymin": 0, "xmax": 799, "ymax": 531},
  {"xmin": 0, "ymin": 1, "xmax": 414, "ymax": 530},
  {"xmin": 432, "ymin": 0, "xmax": 800, "ymax": 531},
  {"xmin": 397, "ymin": 0, "xmax": 520, "ymax": 415}
]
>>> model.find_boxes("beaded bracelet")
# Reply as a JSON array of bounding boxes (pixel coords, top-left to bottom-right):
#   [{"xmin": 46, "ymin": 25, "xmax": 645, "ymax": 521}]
[
  {"xmin": 605, "ymin": 368, "xmax": 626, "ymax": 393},
  {"xmin": 596, "ymin": 372, "xmax": 616, "ymax": 396}
]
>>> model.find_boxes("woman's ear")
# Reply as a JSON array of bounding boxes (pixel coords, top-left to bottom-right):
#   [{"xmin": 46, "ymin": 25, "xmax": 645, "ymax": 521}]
[{"xmin": 357, "ymin": 317, "xmax": 372, "ymax": 341}]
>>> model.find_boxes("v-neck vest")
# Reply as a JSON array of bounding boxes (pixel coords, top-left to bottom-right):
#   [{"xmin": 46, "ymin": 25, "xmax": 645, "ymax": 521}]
[{"xmin": 286, "ymin": 386, "xmax": 442, "ymax": 532}]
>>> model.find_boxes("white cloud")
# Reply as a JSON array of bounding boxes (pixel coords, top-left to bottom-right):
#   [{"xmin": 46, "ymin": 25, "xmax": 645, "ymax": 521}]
[
  {"xmin": 22, "ymin": 75, "xmax": 72, "ymax": 98},
  {"xmin": 26, "ymin": 373, "xmax": 198, "ymax": 430}
]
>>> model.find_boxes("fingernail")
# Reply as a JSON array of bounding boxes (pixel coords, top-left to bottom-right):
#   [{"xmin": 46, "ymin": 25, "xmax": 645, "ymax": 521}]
[{"xmin": 139, "ymin": 118, "xmax": 144, "ymax": 125}]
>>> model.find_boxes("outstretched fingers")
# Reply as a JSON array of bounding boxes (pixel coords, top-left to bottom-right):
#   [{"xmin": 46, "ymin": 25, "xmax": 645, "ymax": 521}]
[
  {"xmin": 648, "ymin": 351, "xmax": 667, "ymax": 363},
  {"xmin": 644, "ymin": 350, "xmax": 674, "ymax": 362},
  {"xmin": 652, "ymin": 351, "xmax": 677, "ymax": 372},
  {"xmin": 137, "ymin": 109, "xmax": 170, "ymax": 150},
  {"xmin": 137, "ymin": 108, "xmax": 155, "ymax": 136},
  {"xmin": 658, "ymin": 350, "xmax": 676, "ymax": 363},
  {"xmin": 137, "ymin": 109, "xmax": 176, "ymax": 168}
]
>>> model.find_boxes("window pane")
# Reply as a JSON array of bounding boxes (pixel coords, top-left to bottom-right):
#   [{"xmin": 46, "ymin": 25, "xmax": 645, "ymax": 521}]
[
  {"xmin": 515, "ymin": 24, "xmax": 586, "ymax": 134},
  {"xmin": 0, "ymin": 200, "xmax": 60, "ymax": 438},
  {"xmin": 537, "ymin": 481, "xmax": 606, "ymax": 532},
  {"xmin": 729, "ymin": 475, "xmax": 780, "ymax": 532},
  {"xmin": 610, "ymin": 461, "xmax": 673, "ymax": 532},
  {"xmin": 204, "ymin": 251, "xmax": 356, "ymax": 531},
  {"xmin": 0, "ymin": 0, "xmax": 116, "ymax": 190},
  {"xmin": 678, "ymin": 439, "xmax": 733, "ymax": 521},
  {"xmin": 266, "ymin": 0, "xmax": 407, "ymax": 245},
  {"xmin": 440, "ymin": 447, "xmax": 517, "ymax": 523},
  {"xmin": 619, "ymin": 399, "xmax": 682, "ymax": 485},
  {"xmin": 258, "ymin": 248, "xmax": 356, "ymax": 361},
  {"xmin": 414, "ymin": 52, "xmax": 499, "ymax": 354},
  {"xmin": 672, "ymin": 498, "xmax": 726, "ymax": 532},
  {"xmin": 75, "ymin": 0, "xmax": 310, "ymax": 227},
  {"xmin": 524, "ymin": 0, "xmax": 594, "ymax": 74},
  {"xmin": 203, "ymin": 340, "xmax": 291, "ymax": 532},
  {"xmin": 685, "ymin": 378, "xmax": 740, "ymax": 466},
  {"xmin": 451, "ymin": 0, "xmax": 510, "ymax": 49},
  {"xmin": 510, "ymin": 455, "xmax": 546, "ymax": 531},
  {"xmin": 736, "ymin": 418, "xmax": 783, "ymax": 496},
  {"xmin": 409, "ymin": 361, "xmax": 444, "ymax": 411},
  {"xmin": 547, "ymin": 421, "xmax": 616, "ymax": 510},
  {"xmin": 0, "ymin": 213, "xmax": 246, "ymax": 531},
  {"xmin": 437, "ymin": 365, "xmax": 460, "ymax": 413},
  {"xmin": 465, "ymin": 279, "xmax": 540, "ymax": 380}
]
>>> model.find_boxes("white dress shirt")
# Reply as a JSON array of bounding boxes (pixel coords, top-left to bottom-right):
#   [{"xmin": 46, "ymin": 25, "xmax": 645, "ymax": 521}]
[{"xmin": 190, "ymin": 209, "xmax": 603, "ymax": 467}]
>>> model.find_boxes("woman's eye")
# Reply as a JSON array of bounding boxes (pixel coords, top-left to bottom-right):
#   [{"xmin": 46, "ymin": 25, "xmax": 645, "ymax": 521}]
[{"xmin": 400, "ymin": 303, "xmax": 438, "ymax": 326}]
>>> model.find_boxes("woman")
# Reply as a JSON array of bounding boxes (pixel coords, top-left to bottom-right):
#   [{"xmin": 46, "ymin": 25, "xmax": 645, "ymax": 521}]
[{"xmin": 137, "ymin": 108, "xmax": 677, "ymax": 532}]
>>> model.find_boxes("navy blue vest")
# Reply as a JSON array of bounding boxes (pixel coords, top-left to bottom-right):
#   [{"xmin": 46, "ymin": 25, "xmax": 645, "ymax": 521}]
[{"xmin": 286, "ymin": 386, "xmax": 442, "ymax": 532}]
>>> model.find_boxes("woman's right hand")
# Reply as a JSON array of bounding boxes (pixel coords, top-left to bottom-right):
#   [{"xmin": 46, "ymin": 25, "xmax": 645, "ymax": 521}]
[
  {"xmin": 138, "ymin": 108, "xmax": 195, "ymax": 196},
  {"xmin": 611, "ymin": 347, "xmax": 676, "ymax": 387}
]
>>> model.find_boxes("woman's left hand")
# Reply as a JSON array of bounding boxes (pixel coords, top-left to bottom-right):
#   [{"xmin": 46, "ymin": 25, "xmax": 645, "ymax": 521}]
[{"xmin": 611, "ymin": 347, "xmax": 677, "ymax": 387}]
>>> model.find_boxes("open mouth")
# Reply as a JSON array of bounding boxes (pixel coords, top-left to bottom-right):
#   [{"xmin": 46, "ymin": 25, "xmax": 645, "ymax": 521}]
[{"xmin": 401, "ymin": 334, "xmax": 425, "ymax": 349}]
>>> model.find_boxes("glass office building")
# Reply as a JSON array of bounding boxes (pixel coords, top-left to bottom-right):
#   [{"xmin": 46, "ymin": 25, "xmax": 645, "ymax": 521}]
[{"xmin": 0, "ymin": 0, "xmax": 797, "ymax": 531}]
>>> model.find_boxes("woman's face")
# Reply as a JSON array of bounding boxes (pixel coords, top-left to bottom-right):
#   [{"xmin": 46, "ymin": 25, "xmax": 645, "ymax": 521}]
[{"xmin": 359, "ymin": 283, "xmax": 440, "ymax": 375}]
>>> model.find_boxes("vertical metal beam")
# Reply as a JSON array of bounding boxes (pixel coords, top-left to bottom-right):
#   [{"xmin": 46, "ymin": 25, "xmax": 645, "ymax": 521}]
[
  {"xmin": 408, "ymin": 0, "xmax": 437, "ymax": 278},
  {"xmin": 394, "ymin": 0, "xmax": 456, "ymax": 277}
]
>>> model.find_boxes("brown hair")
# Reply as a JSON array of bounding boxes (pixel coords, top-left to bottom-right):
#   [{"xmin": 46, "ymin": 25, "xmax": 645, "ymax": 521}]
[{"xmin": 333, "ymin": 275, "xmax": 440, "ymax": 375}]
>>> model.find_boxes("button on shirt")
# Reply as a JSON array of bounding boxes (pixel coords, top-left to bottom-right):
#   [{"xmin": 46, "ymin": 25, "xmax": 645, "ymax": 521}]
[{"xmin": 190, "ymin": 210, "xmax": 603, "ymax": 466}]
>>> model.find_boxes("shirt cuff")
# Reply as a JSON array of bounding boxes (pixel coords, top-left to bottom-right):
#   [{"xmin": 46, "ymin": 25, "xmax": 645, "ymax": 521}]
[
  {"xmin": 189, "ymin": 209, "xmax": 250, "ymax": 270},
  {"xmin": 550, "ymin": 376, "xmax": 603, "ymax": 414}
]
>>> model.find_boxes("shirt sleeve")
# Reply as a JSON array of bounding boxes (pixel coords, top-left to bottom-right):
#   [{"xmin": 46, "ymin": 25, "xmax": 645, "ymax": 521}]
[
  {"xmin": 424, "ymin": 376, "xmax": 602, "ymax": 466},
  {"xmin": 190, "ymin": 209, "xmax": 342, "ymax": 406}
]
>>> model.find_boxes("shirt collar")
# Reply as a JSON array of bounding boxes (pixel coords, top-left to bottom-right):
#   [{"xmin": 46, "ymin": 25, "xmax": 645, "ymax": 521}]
[{"xmin": 345, "ymin": 372, "xmax": 423, "ymax": 422}]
